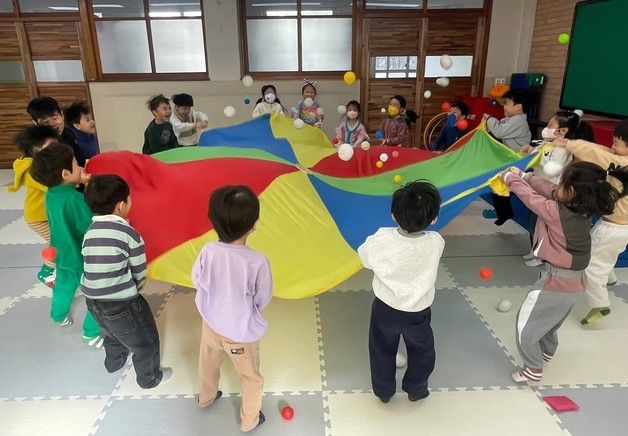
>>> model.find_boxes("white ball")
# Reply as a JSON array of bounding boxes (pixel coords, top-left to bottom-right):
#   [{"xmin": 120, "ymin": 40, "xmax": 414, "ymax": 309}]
[
  {"xmin": 497, "ymin": 299, "xmax": 512, "ymax": 312},
  {"xmin": 360, "ymin": 141, "xmax": 371, "ymax": 151},
  {"xmin": 543, "ymin": 160, "xmax": 563, "ymax": 178},
  {"xmin": 440, "ymin": 54, "xmax": 453, "ymax": 70},
  {"xmin": 303, "ymin": 97, "xmax": 314, "ymax": 107},
  {"xmin": 241, "ymin": 75, "xmax": 254, "ymax": 88},
  {"xmin": 223, "ymin": 105, "xmax": 236, "ymax": 118},
  {"xmin": 381, "ymin": 107, "xmax": 387, "ymax": 114},
  {"xmin": 423, "ymin": 90, "xmax": 432, "ymax": 99},
  {"xmin": 337, "ymin": 105, "xmax": 347, "ymax": 115},
  {"xmin": 338, "ymin": 143, "xmax": 354, "ymax": 161},
  {"xmin": 379, "ymin": 152, "xmax": 389, "ymax": 162},
  {"xmin": 316, "ymin": 107, "xmax": 325, "ymax": 116},
  {"xmin": 293, "ymin": 118, "xmax": 305, "ymax": 129},
  {"xmin": 574, "ymin": 109, "xmax": 584, "ymax": 117},
  {"xmin": 436, "ymin": 77, "xmax": 450, "ymax": 87},
  {"xmin": 395, "ymin": 352, "xmax": 407, "ymax": 368}
]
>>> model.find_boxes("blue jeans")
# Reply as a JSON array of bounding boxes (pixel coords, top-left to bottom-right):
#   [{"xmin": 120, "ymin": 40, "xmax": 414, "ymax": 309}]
[{"xmin": 86, "ymin": 295, "xmax": 163, "ymax": 388}]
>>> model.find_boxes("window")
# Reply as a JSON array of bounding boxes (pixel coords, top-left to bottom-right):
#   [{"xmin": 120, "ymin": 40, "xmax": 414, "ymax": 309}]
[
  {"xmin": 427, "ymin": 0, "xmax": 484, "ymax": 8},
  {"xmin": 33, "ymin": 60, "xmax": 84, "ymax": 82},
  {"xmin": 242, "ymin": 0, "xmax": 353, "ymax": 74},
  {"xmin": 94, "ymin": 0, "xmax": 207, "ymax": 77},
  {"xmin": 424, "ymin": 55, "xmax": 473, "ymax": 77},
  {"xmin": 366, "ymin": 0, "xmax": 421, "ymax": 8},
  {"xmin": 371, "ymin": 56, "xmax": 417, "ymax": 79},
  {"xmin": 0, "ymin": 0, "xmax": 14, "ymax": 13},
  {"xmin": 18, "ymin": 0, "xmax": 78, "ymax": 13},
  {"xmin": 0, "ymin": 61, "xmax": 25, "ymax": 83}
]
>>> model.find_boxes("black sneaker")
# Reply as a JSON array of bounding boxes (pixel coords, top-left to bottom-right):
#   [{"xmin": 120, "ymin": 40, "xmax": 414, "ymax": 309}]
[
  {"xmin": 408, "ymin": 390, "xmax": 430, "ymax": 402},
  {"xmin": 378, "ymin": 396, "xmax": 391, "ymax": 403},
  {"xmin": 258, "ymin": 411, "xmax": 266, "ymax": 426}
]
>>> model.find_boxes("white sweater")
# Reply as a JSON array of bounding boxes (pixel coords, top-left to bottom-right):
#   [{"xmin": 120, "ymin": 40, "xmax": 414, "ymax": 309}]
[
  {"xmin": 357, "ymin": 227, "xmax": 445, "ymax": 312},
  {"xmin": 252, "ymin": 102, "xmax": 286, "ymax": 118},
  {"xmin": 170, "ymin": 109, "xmax": 209, "ymax": 146}
]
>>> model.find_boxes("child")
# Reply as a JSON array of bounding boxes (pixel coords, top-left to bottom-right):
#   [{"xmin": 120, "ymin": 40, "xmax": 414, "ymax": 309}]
[
  {"xmin": 500, "ymin": 162, "xmax": 628, "ymax": 383},
  {"xmin": 27, "ymin": 96, "xmax": 86, "ymax": 166},
  {"xmin": 142, "ymin": 94, "xmax": 180, "ymax": 154},
  {"xmin": 554, "ymin": 119, "xmax": 628, "ymax": 325},
  {"xmin": 379, "ymin": 95, "xmax": 417, "ymax": 147},
  {"xmin": 8, "ymin": 125, "xmax": 57, "ymax": 285},
  {"xmin": 81, "ymin": 175, "xmax": 172, "ymax": 388},
  {"xmin": 333, "ymin": 100, "xmax": 369, "ymax": 147},
  {"xmin": 192, "ymin": 185, "xmax": 272, "ymax": 432},
  {"xmin": 65, "ymin": 101, "xmax": 100, "ymax": 159},
  {"xmin": 358, "ymin": 181, "xmax": 444, "ymax": 403},
  {"xmin": 170, "ymin": 93, "xmax": 209, "ymax": 146},
  {"xmin": 30, "ymin": 143, "xmax": 101, "ymax": 346},
  {"xmin": 252, "ymin": 84, "xmax": 287, "ymax": 118},
  {"xmin": 430, "ymin": 101, "xmax": 469, "ymax": 152},
  {"xmin": 292, "ymin": 81, "xmax": 324, "ymax": 127},
  {"xmin": 482, "ymin": 89, "xmax": 531, "ymax": 153}
]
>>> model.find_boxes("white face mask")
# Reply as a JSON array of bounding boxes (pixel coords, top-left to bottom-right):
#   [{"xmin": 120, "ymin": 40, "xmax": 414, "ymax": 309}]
[
  {"xmin": 542, "ymin": 127, "xmax": 558, "ymax": 141},
  {"xmin": 264, "ymin": 93, "xmax": 276, "ymax": 104},
  {"xmin": 347, "ymin": 110, "xmax": 358, "ymax": 120}
]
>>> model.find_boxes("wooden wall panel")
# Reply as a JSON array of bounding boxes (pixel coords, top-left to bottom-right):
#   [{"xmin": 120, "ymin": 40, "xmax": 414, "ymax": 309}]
[
  {"xmin": 0, "ymin": 85, "xmax": 34, "ymax": 168},
  {"xmin": 426, "ymin": 17, "xmax": 478, "ymax": 55},
  {"xmin": 25, "ymin": 22, "xmax": 81, "ymax": 60},
  {"xmin": 0, "ymin": 23, "xmax": 20, "ymax": 60},
  {"xmin": 419, "ymin": 77, "xmax": 473, "ymax": 138},
  {"xmin": 366, "ymin": 18, "xmax": 421, "ymax": 55},
  {"xmin": 36, "ymin": 83, "xmax": 89, "ymax": 107}
]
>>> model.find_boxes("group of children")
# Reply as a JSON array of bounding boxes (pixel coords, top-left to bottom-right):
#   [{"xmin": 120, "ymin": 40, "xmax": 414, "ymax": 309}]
[{"xmin": 7, "ymin": 88, "xmax": 628, "ymax": 431}]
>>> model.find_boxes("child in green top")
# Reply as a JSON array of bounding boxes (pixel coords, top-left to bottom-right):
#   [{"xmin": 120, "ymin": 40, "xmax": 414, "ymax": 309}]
[
  {"xmin": 30, "ymin": 143, "xmax": 101, "ymax": 346},
  {"xmin": 142, "ymin": 94, "xmax": 180, "ymax": 155}
]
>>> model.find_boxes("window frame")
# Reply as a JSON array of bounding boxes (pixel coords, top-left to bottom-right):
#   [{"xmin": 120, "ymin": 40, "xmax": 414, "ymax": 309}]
[{"xmin": 238, "ymin": 0, "xmax": 356, "ymax": 79}]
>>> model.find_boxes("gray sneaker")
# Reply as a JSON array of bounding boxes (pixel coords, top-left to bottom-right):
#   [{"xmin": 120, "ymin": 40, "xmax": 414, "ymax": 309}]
[{"xmin": 159, "ymin": 367, "xmax": 173, "ymax": 386}]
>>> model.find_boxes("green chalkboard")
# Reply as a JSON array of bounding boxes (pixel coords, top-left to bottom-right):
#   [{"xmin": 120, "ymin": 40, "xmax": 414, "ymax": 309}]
[{"xmin": 560, "ymin": 0, "xmax": 628, "ymax": 118}]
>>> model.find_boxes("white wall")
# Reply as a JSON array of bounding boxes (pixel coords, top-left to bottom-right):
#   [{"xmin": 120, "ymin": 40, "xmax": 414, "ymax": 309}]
[
  {"xmin": 203, "ymin": 0, "xmax": 241, "ymax": 81},
  {"xmin": 483, "ymin": 0, "xmax": 537, "ymax": 93}
]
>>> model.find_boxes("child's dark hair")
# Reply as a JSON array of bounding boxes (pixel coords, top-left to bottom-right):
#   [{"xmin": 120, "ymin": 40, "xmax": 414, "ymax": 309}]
[
  {"xmin": 391, "ymin": 180, "xmax": 441, "ymax": 233},
  {"xmin": 553, "ymin": 110, "xmax": 594, "ymax": 141},
  {"xmin": 14, "ymin": 125, "xmax": 57, "ymax": 157},
  {"xmin": 502, "ymin": 90, "xmax": 530, "ymax": 114},
  {"xmin": 346, "ymin": 100, "xmax": 360, "ymax": 114},
  {"xmin": 301, "ymin": 82, "xmax": 317, "ymax": 94},
  {"xmin": 560, "ymin": 161, "xmax": 628, "ymax": 216},
  {"xmin": 209, "ymin": 185, "xmax": 260, "ymax": 243},
  {"xmin": 391, "ymin": 95, "xmax": 418, "ymax": 127},
  {"xmin": 147, "ymin": 94, "xmax": 170, "ymax": 112},
  {"xmin": 614, "ymin": 119, "xmax": 628, "ymax": 142},
  {"xmin": 255, "ymin": 84, "xmax": 282, "ymax": 105},
  {"xmin": 27, "ymin": 96, "xmax": 62, "ymax": 122},
  {"xmin": 64, "ymin": 101, "xmax": 91, "ymax": 126},
  {"xmin": 84, "ymin": 175, "xmax": 130, "ymax": 215},
  {"xmin": 172, "ymin": 93, "xmax": 194, "ymax": 107},
  {"xmin": 30, "ymin": 142, "xmax": 74, "ymax": 188},
  {"xmin": 452, "ymin": 101, "xmax": 470, "ymax": 117}
]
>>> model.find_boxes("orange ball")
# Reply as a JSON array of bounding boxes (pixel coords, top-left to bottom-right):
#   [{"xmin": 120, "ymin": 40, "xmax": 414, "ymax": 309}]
[
  {"xmin": 281, "ymin": 406, "xmax": 295, "ymax": 420},
  {"xmin": 441, "ymin": 102, "xmax": 451, "ymax": 112},
  {"xmin": 456, "ymin": 119, "xmax": 469, "ymax": 130},
  {"xmin": 479, "ymin": 266, "xmax": 493, "ymax": 281},
  {"xmin": 332, "ymin": 137, "xmax": 339, "ymax": 145},
  {"xmin": 376, "ymin": 160, "xmax": 384, "ymax": 168},
  {"xmin": 42, "ymin": 246, "xmax": 57, "ymax": 262}
]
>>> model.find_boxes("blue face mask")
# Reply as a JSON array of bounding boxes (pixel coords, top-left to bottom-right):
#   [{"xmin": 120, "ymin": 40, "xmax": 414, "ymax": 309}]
[{"xmin": 445, "ymin": 112, "xmax": 457, "ymax": 128}]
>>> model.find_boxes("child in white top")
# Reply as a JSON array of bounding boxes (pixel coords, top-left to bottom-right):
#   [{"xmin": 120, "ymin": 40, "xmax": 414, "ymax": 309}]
[
  {"xmin": 252, "ymin": 85, "xmax": 287, "ymax": 118},
  {"xmin": 170, "ymin": 93, "xmax": 209, "ymax": 146},
  {"xmin": 358, "ymin": 180, "xmax": 444, "ymax": 404}
]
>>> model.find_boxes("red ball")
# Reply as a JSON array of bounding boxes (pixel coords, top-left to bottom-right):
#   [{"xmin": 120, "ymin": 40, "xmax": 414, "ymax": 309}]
[
  {"xmin": 392, "ymin": 150, "xmax": 399, "ymax": 158},
  {"xmin": 479, "ymin": 266, "xmax": 493, "ymax": 281},
  {"xmin": 456, "ymin": 119, "xmax": 469, "ymax": 131},
  {"xmin": 332, "ymin": 137, "xmax": 339, "ymax": 145},
  {"xmin": 281, "ymin": 406, "xmax": 295, "ymax": 420},
  {"xmin": 42, "ymin": 246, "xmax": 57, "ymax": 262},
  {"xmin": 441, "ymin": 102, "xmax": 452, "ymax": 112}
]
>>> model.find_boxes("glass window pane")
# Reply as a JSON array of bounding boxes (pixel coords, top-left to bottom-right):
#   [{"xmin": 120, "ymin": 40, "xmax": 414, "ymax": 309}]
[
  {"xmin": 247, "ymin": 19, "xmax": 298, "ymax": 72},
  {"xmin": 374, "ymin": 72, "xmax": 387, "ymax": 78},
  {"xmin": 19, "ymin": 0, "xmax": 78, "ymax": 13},
  {"xmin": 424, "ymin": 55, "xmax": 473, "ymax": 77},
  {"xmin": 376, "ymin": 56, "xmax": 387, "ymax": 70},
  {"xmin": 0, "ymin": 0, "xmax": 14, "ymax": 13},
  {"xmin": 427, "ymin": 0, "xmax": 483, "ymax": 8},
  {"xmin": 366, "ymin": 0, "xmax": 421, "ymax": 9},
  {"xmin": 151, "ymin": 19, "xmax": 206, "ymax": 73},
  {"xmin": 388, "ymin": 72, "xmax": 407, "ymax": 78},
  {"xmin": 245, "ymin": 0, "xmax": 296, "ymax": 17},
  {"xmin": 409, "ymin": 56, "xmax": 417, "ymax": 69},
  {"xmin": 302, "ymin": 0, "xmax": 352, "ymax": 16},
  {"xmin": 149, "ymin": 0, "xmax": 201, "ymax": 17},
  {"xmin": 0, "ymin": 61, "xmax": 25, "ymax": 83},
  {"xmin": 96, "ymin": 21, "xmax": 151, "ymax": 73},
  {"xmin": 302, "ymin": 18, "xmax": 351, "ymax": 71},
  {"xmin": 33, "ymin": 60, "xmax": 84, "ymax": 81},
  {"xmin": 93, "ymin": 0, "xmax": 144, "ymax": 18},
  {"xmin": 388, "ymin": 56, "xmax": 407, "ymax": 70}
]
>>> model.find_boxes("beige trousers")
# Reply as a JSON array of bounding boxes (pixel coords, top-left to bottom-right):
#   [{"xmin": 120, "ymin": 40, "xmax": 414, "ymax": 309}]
[{"xmin": 198, "ymin": 321, "xmax": 263, "ymax": 432}]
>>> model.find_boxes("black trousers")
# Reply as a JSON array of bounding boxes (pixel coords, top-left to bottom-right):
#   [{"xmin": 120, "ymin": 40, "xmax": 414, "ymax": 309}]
[
  {"xmin": 492, "ymin": 193, "xmax": 514, "ymax": 223},
  {"xmin": 86, "ymin": 295, "xmax": 163, "ymax": 389},
  {"xmin": 369, "ymin": 298, "xmax": 435, "ymax": 399}
]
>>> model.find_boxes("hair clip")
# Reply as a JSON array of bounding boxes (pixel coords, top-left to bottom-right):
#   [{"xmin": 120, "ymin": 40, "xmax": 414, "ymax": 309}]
[{"xmin": 303, "ymin": 79, "xmax": 317, "ymax": 86}]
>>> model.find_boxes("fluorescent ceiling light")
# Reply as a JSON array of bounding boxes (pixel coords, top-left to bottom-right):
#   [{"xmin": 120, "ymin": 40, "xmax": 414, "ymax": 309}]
[
  {"xmin": 48, "ymin": 6, "xmax": 79, "ymax": 10},
  {"xmin": 92, "ymin": 4, "xmax": 125, "ymax": 7},
  {"xmin": 266, "ymin": 10, "xmax": 297, "ymax": 16},
  {"xmin": 150, "ymin": 2, "xmax": 199, "ymax": 6},
  {"xmin": 367, "ymin": 2, "xmax": 420, "ymax": 7}
]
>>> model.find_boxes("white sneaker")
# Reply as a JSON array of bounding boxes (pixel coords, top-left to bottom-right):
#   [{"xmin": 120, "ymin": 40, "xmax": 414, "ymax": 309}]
[
  {"xmin": 159, "ymin": 367, "xmax": 173, "ymax": 385},
  {"xmin": 84, "ymin": 335, "xmax": 104, "ymax": 348},
  {"xmin": 56, "ymin": 316, "xmax": 72, "ymax": 327},
  {"xmin": 522, "ymin": 252, "xmax": 535, "ymax": 260},
  {"xmin": 525, "ymin": 258, "xmax": 543, "ymax": 267},
  {"xmin": 395, "ymin": 352, "xmax": 407, "ymax": 368}
]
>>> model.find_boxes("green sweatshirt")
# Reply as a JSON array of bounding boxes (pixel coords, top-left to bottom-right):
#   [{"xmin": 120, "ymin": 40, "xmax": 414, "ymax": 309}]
[
  {"xmin": 142, "ymin": 120, "xmax": 179, "ymax": 154},
  {"xmin": 46, "ymin": 184, "xmax": 93, "ymax": 271}
]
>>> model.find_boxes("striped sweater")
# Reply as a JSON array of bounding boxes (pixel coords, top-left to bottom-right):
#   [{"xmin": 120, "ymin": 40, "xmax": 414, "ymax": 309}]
[{"xmin": 80, "ymin": 214, "xmax": 147, "ymax": 300}]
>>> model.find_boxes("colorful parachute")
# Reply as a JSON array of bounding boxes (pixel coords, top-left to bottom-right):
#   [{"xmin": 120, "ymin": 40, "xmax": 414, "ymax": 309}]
[{"xmin": 86, "ymin": 114, "xmax": 535, "ymax": 299}]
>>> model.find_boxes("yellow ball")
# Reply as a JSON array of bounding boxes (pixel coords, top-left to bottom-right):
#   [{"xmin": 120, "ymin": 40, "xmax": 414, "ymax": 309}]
[
  {"xmin": 393, "ymin": 175, "xmax": 402, "ymax": 184},
  {"xmin": 558, "ymin": 33, "xmax": 570, "ymax": 45},
  {"xmin": 343, "ymin": 71, "xmax": 356, "ymax": 85},
  {"xmin": 376, "ymin": 160, "xmax": 384, "ymax": 169}
]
